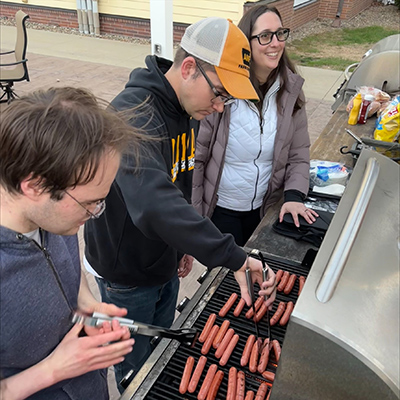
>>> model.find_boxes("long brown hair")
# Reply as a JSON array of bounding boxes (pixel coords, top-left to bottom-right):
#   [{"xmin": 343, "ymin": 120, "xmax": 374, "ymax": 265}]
[
  {"xmin": 238, "ymin": 5, "xmax": 304, "ymax": 113},
  {"xmin": 0, "ymin": 87, "xmax": 146, "ymax": 199}
]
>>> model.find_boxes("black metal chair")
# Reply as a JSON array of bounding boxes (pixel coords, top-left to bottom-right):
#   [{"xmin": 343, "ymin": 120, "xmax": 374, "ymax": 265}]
[{"xmin": 0, "ymin": 10, "xmax": 30, "ymax": 103}]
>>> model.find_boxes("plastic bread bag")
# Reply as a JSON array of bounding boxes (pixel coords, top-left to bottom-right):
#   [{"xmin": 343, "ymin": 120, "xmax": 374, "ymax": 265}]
[
  {"xmin": 346, "ymin": 86, "xmax": 391, "ymax": 118},
  {"xmin": 374, "ymin": 95, "xmax": 400, "ymax": 143},
  {"xmin": 309, "ymin": 160, "xmax": 349, "ymax": 187}
]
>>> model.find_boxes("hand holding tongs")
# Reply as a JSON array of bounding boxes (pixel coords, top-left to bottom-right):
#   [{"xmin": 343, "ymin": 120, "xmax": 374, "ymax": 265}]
[
  {"xmin": 72, "ymin": 312, "xmax": 197, "ymax": 346},
  {"xmin": 247, "ymin": 249, "xmax": 271, "ymax": 344}
]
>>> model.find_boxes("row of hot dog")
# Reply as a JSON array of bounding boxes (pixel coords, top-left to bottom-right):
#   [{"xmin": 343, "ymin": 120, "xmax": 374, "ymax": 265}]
[{"xmin": 177, "ymin": 267, "xmax": 307, "ymax": 399}]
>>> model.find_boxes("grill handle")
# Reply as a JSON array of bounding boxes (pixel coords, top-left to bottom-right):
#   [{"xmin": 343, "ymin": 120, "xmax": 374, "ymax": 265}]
[{"xmin": 316, "ymin": 157, "xmax": 380, "ymax": 303}]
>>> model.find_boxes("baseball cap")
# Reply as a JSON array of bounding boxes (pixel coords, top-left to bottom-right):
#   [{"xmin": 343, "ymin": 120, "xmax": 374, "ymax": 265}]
[{"xmin": 180, "ymin": 17, "xmax": 259, "ymax": 102}]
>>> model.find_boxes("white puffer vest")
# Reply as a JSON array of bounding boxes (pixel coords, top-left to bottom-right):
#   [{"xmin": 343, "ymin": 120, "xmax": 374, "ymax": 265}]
[{"xmin": 217, "ymin": 80, "xmax": 280, "ymax": 211}]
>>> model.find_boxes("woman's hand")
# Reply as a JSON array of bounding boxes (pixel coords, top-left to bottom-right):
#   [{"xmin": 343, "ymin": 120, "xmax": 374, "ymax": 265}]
[
  {"xmin": 178, "ymin": 254, "xmax": 194, "ymax": 278},
  {"xmin": 279, "ymin": 202, "xmax": 319, "ymax": 228}
]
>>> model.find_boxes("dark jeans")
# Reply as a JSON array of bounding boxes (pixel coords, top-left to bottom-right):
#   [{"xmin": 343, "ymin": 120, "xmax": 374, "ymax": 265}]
[
  {"xmin": 211, "ymin": 205, "xmax": 261, "ymax": 246},
  {"xmin": 96, "ymin": 274, "xmax": 179, "ymax": 393}
]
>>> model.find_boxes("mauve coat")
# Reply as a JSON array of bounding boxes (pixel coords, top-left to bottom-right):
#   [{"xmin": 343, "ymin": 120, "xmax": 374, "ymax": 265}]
[{"xmin": 192, "ymin": 69, "xmax": 310, "ymax": 219}]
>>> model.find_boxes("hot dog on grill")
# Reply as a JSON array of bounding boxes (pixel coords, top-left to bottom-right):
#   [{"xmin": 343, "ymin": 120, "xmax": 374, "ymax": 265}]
[
  {"xmin": 249, "ymin": 339, "xmax": 260, "ymax": 373},
  {"xmin": 270, "ymin": 301, "xmax": 286, "ymax": 326},
  {"xmin": 283, "ymin": 274, "xmax": 297, "ymax": 295},
  {"xmin": 298, "ymin": 276, "xmax": 306, "ymax": 296},
  {"xmin": 214, "ymin": 328, "xmax": 235, "ymax": 359},
  {"xmin": 233, "ymin": 298, "xmax": 246, "ymax": 317},
  {"xmin": 236, "ymin": 370, "xmax": 246, "ymax": 400},
  {"xmin": 206, "ymin": 370, "xmax": 224, "ymax": 400},
  {"xmin": 255, "ymin": 382, "xmax": 269, "ymax": 400},
  {"xmin": 257, "ymin": 338, "xmax": 270, "ymax": 374},
  {"xmin": 219, "ymin": 333, "xmax": 240, "ymax": 366},
  {"xmin": 179, "ymin": 356, "xmax": 194, "ymax": 394},
  {"xmin": 226, "ymin": 367, "xmax": 237, "ymax": 400},
  {"xmin": 241, "ymin": 334, "xmax": 256, "ymax": 366},
  {"xmin": 261, "ymin": 371, "xmax": 275, "ymax": 382},
  {"xmin": 245, "ymin": 390, "xmax": 255, "ymax": 400},
  {"xmin": 201, "ymin": 325, "xmax": 219, "ymax": 355},
  {"xmin": 275, "ymin": 269, "xmax": 283, "ymax": 284},
  {"xmin": 271, "ymin": 339, "xmax": 281, "ymax": 362},
  {"xmin": 219, "ymin": 293, "xmax": 238, "ymax": 317},
  {"xmin": 279, "ymin": 301, "xmax": 294, "ymax": 326},
  {"xmin": 277, "ymin": 271, "xmax": 289, "ymax": 291},
  {"xmin": 212, "ymin": 320, "xmax": 230, "ymax": 349},
  {"xmin": 254, "ymin": 303, "xmax": 268, "ymax": 323},
  {"xmin": 199, "ymin": 313, "xmax": 217, "ymax": 343},
  {"xmin": 188, "ymin": 355, "xmax": 207, "ymax": 393},
  {"xmin": 245, "ymin": 296, "xmax": 263, "ymax": 319},
  {"xmin": 197, "ymin": 363, "xmax": 217, "ymax": 400}
]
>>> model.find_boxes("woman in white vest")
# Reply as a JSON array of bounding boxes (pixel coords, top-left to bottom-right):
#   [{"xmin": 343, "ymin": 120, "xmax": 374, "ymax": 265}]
[{"xmin": 192, "ymin": 4, "xmax": 318, "ymax": 246}]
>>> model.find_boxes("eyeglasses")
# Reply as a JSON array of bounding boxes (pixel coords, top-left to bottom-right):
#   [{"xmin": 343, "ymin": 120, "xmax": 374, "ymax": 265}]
[
  {"xmin": 64, "ymin": 190, "xmax": 106, "ymax": 219},
  {"xmin": 196, "ymin": 62, "xmax": 236, "ymax": 105},
  {"xmin": 250, "ymin": 28, "xmax": 290, "ymax": 46}
]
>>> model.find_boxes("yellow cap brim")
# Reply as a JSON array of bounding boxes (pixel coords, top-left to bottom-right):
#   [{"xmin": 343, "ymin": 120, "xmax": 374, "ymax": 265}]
[{"xmin": 215, "ymin": 67, "xmax": 259, "ymax": 102}]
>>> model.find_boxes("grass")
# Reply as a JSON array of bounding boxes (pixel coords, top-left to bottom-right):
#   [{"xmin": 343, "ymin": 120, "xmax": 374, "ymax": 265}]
[{"xmin": 287, "ymin": 26, "xmax": 399, "ymax": 70}]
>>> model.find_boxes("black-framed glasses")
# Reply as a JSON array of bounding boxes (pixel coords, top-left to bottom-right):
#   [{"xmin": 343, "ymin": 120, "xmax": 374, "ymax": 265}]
[
  {"xmin": 250, "ymin": 28, "xmax": 290, "ymax": 46},
  {"xmin": 64, "ymin": 190, "xmax": 106, "ymax": 219},
  {"xmin": 196, "ymin": 62, "xmax": 236, "ymax": 105}
]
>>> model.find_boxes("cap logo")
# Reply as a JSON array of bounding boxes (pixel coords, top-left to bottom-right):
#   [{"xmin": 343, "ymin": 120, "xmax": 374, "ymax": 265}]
[{"xmin": 242, "ymin": 48, "xmax": 251, "ymax": 67}]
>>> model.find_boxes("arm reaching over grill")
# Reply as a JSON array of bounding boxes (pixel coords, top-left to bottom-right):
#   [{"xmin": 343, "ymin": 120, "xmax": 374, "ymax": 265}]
[{"xmin": 234, "ymin": 257, "xmax": 276, "ymax": 309}]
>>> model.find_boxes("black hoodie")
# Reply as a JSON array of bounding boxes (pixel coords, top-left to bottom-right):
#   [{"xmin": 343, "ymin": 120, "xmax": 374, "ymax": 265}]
[{"xmin": 84, "ymin": 56, "xmax": 246, "ymax": 286}]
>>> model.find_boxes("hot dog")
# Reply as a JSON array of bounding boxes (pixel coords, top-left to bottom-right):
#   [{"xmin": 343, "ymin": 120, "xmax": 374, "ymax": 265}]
[
  {"xmin": 266, "ymin": 389, "xmax": 271, "ymax": 400},
  {"xmin": 271, "ymin": 339, "xmax": 281, "ymax": 362},
  {"xmin": 241, "ymin": 334, "xmax": 256, "ymax": 366},
  {"xmin": 233, "ymin": 298, "xmax": 246, "ymax": 317},
  {"xmin": 255, "ymin": 382, "xmax": 269, "ymax": 400},
  {"xmin": 214, "ymin": 328, "xmax": 235, "ymax": 359},
  {"xmin": 261, "ymin": 371, "xmax": 275, "ymax": 382},
  {"xmin": 219, "ymin": 292, "xmax": 238, "ymax": 317},
  {"xmin": 219, "ymin": 333, "xmax": 239, "ymax": 366},
  {"xmin": 275, "ymin": 269, "xmax": 283, "ymax": 284},
  {"xmin": 197, "ymin": 363, "xmax": 217, "ymax": 400},
  {"xmin": 270, "ymin": 301, "xmax": 286, "ymax": 326},
  {"xmin": 277, "ymin": 271, "xmax": 289, "ymax": 291},
  {"xmin": 188, "ymin": 355, "xmax": 207, "ymax": 393},
  {"xmin": 279, "ymin": 301, "xmax": 294, "ymax": 326},
  {"xmin": 245, "ymin": 390, "xmax": 255, "ymax": 400},
  {"xmin": 254, "ymin": 303, "xmax": 268, "ymax": 323},
  {"xmin": 201, "ymin": 325, "xmax": 219, "ymax": 355},
  {"xmin": 206, "ymin": 370, "xmax": 224, "ymax": 400},
  {"xmin": 298, "ymin": 276, "xmax": 306, "ymax": 296},
  {"xmin": 245, "ymin": 296, "xmax": 263, "ymax": 319},
  {"xmin": 249, "ymin": 339, "xmax": 260, "ymax": 373},
  {"xmin": 199, "ymin": 313, "xmax": 217, "ymax": 343},
  {"xmin": 212, "ymin": 320, "xmax": 230, "ymax": 349},
  {"xmin": 236, "ymin": 370, "xmax": 246, "ymax": 400},
  {"xmin": 226, "ymin": 367, "xmax": 237, "ymax": 400},
  {"xmin": 283, "ymin": 274, "xmax": 297, "ymax": 295},
  {"xmin": 179, "ymin": 356, "xmax": 194, "ymax": 394},
  {"xmin": 257, "ymin": 338, "xmax": 270, "ymax": 374}
]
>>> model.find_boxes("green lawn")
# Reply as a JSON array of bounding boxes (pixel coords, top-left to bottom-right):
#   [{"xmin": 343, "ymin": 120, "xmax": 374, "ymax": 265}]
[{"xmin": 287, "ymin": 26, "xmax": 399, "ymax": 70}]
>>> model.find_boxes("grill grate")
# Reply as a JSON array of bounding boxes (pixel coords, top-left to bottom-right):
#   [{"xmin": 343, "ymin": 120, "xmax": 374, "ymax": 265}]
[{"xmin": 138, "ymin": 255, "xmax": 310, "ymax": 399}]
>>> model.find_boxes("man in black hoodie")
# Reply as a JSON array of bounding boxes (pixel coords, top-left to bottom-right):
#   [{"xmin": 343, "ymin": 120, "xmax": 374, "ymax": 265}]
[{"xmin": 84, "ymin": 17, "xmax": 276, "ymax": 390}]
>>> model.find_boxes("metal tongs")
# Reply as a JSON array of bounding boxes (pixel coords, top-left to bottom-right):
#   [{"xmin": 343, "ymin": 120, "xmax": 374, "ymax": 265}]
[
  {"xmin": 246, "ymin": 249, "xmax": 271, "ymax": 344},
  {"xmin": 72, "ymin": 312, "xmax": 197, "ymax": 346}
]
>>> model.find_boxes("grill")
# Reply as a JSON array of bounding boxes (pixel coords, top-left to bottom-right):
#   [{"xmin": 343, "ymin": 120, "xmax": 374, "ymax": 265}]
[{"xmin": 121, "ymin": 254, "xmax": 310, "ymax": 400}]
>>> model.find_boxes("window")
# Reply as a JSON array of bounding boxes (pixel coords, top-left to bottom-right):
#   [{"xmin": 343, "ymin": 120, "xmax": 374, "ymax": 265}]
[{"xmin": 294, "ymin": 0, "xmax": 312, "ymax": 6}]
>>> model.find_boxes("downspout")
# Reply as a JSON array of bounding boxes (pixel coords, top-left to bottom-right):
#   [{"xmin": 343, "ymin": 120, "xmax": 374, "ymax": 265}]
[
  {"xmin": 76, "ymin": 0, "xmax": 83, "ymax": 33},
  {"xmin": 92, "ymin": 0, "xmax": 100, "ymax": 36},
  {"xmin": 332, "ymin": 0, "xmax": 345, "ymax": 27},
  {"xmin": 87, "ymin": 0, "xmax": 94, "ymax": 35},
  {"xmin": 81, "ymin": 0, "xmax": 89, "ymax": 34}
]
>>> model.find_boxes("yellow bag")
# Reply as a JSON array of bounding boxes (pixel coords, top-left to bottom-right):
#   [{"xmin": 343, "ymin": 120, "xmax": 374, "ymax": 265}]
[{"xmin": 374, "ymin": 96, "xmax": 400, "ymax": 143}]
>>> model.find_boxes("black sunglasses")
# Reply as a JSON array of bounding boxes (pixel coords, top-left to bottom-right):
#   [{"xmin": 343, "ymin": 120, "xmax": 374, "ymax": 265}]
[{"xmin": 250, "ymin": 28, "xmax": 290, "ymax": 46}]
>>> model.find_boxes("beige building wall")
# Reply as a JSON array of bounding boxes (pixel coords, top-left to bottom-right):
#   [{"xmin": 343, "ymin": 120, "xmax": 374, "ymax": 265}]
[{"xmin": 1, "ymin": 0, "xmax": 259, "ymax": 24}]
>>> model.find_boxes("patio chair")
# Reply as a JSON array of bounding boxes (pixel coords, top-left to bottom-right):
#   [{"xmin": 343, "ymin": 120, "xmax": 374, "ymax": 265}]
[{"xmin": 0, "ymin": 10, "xmax": 30, "ymax": 103}]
